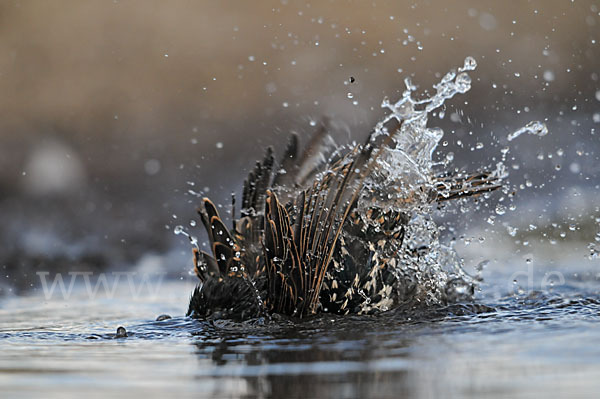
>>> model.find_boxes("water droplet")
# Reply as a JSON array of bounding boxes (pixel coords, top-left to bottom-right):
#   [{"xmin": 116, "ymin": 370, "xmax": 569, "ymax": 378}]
[
  {"xmin": 507, "ymin": 121, "xmax": 548, "ymax": 141},
  {"xmin": 461, "ymin": 56, "xmax": 477, "ymax": 71}
]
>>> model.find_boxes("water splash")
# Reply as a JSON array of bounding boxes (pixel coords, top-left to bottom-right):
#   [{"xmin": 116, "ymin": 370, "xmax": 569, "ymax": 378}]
[
  {"xmin": 363, "ymin": 57, "xmax": 484, "ymax": 212},
  {"xmin": 174, "ymin": 225, "xmax": 199, "ymax": 249},
  {"xmin": 354, "ymin": 56, "xmax": 492, "ymax": 308},
  {"xmin": 459, "ymin": 56, "xmax": 478, "ymax": 72},
  {"xmin": 507, "ymin": 120, "xmax": 548, "ymax": 141}
]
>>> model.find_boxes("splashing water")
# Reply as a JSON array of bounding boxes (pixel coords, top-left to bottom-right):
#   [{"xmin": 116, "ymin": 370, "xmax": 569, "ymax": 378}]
[
  {"xmin": 364, "ymin": 57, "xmax": 484, "ymax": 212},
  {"xmin": 174, "ymin": 225, "xmax": 199, "ymax": 249},
  {"xmin": 350, "ymin": 56, "xmax": 496, "ymax": 308},
  {"xmin": 507, "ymin": 120, "xmax": 549, "ymax": 141}
]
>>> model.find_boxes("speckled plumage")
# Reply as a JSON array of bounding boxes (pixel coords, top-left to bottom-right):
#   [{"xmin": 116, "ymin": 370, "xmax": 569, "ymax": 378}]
[{"xmin": 187, "ymin": 121, "xmax": 500, "ymax": 320}]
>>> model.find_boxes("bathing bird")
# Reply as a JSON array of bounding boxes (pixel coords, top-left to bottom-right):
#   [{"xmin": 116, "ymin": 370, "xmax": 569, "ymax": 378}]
[{"xmin": 187, "ymin": 119, "xmax": 501, "ymax": 320}]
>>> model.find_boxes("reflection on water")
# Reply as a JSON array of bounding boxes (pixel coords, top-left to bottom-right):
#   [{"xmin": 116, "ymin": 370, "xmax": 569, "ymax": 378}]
[{"xmin": 1, "ymin": 265, "xmax": 600, "ymax": 398}]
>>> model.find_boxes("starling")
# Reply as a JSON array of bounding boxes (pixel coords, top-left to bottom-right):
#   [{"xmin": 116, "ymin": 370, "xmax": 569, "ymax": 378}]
[{"xmin": 186, "ymin": 119, "xmax": 501, "ymax": 321}]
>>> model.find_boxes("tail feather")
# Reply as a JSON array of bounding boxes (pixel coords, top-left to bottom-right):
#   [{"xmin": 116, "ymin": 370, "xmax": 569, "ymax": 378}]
[
  {"xmin": 197, "ymin": 198, "xmax": 220, "ymax": 249},
  {"xmin": 262, "ymin": 149, "xmax": 362, "ymax": 316},
  {"xmin": 192, "ymin": 249, "xmax": 220, "ymax": 282},
  {"xmin": 196, "ymin": 198, "xmax": 244, "ymax": 278}
]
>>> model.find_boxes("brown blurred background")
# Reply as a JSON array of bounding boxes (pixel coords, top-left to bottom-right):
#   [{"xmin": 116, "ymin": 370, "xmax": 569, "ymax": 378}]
[{"xmin": 1, "ymin": 0, "xmax": 598, "ymax": 292}]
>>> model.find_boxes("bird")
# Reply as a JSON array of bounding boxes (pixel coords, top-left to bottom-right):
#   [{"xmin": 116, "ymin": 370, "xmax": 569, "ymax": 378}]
[{"xmin": 186, "ymin": 118, "xmax": 502, "ymax": 321}]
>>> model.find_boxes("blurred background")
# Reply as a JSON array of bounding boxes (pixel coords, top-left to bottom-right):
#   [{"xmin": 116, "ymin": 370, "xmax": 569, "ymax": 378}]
[{"xmin": 1, "ymin": 0, "xmax": 598, "ymax": 294}]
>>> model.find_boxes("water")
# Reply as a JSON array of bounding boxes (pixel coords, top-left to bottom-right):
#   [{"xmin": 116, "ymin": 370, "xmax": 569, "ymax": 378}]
[
  {"xmin": 507, "ymin": 121, "xmax": 549, "ymax": 142},
  {"xmin": 1, "ymin": 262, "xmax": 599, "ymax": 398},
  {"xmin": 356, "ymin": 59, "xmax": 486, "ymax": 308}
]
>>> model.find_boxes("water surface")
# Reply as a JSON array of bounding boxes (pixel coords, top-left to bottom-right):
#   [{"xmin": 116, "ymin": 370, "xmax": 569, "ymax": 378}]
[{"xmin": 2, "ymin": 260, "xmax": 599, "ymax": 398}]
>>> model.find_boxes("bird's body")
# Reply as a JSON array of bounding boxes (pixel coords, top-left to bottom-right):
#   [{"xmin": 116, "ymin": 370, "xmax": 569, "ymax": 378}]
[
  {"xmin": 186, "ymin": 118, "xmax": 502, "ymax": 321},
  {"xmin": 184, "ymin": 59, "xmax": 499, "ymax": 321}
]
